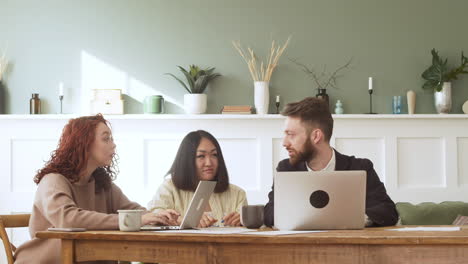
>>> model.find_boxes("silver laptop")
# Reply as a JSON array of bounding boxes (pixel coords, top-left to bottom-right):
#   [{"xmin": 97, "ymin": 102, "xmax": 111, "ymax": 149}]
[
  {"xmin": 141, "ymin": 180, "xmax": 216, "ymax": 230},
  {"xmin": 274, "ymin": 171, "xmax": 366, "ymax": 230}
]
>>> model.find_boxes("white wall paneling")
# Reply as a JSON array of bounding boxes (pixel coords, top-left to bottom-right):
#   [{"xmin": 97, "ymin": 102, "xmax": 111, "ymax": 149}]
[
  {"xmin": 457, "ymin": 137, "xmax": 468, "ymax": 186},
  {"xmin": 1, "ymin": 114, "xmax": 467, "ymax": 208},
  {"xmin": 397, "ymin": 137, "xmax": 445, "ymax": 188},
  {"xmin": 1, "ymin": 114, "xmax": 468, "ymax": 253},
  {"xmin": 334, "ymin": 137, "xmax": 385, "ymax": 182}
]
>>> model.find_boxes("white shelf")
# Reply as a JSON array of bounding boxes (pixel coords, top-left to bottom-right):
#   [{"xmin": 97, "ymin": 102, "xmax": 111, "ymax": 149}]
[
  {"xmin": 0, "ymin": 114, "xmax": 467, "ymax": 120},
  {"xmin": 332, "ymin": 114, "xmax": 468, "ymax": 119}
]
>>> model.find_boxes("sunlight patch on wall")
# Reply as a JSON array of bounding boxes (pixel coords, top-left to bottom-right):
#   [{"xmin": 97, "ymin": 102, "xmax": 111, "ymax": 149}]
[
  {"xmin": 128, "ymin": 77, "xmax": 183, "ymax": 108},
  {"xmin": 81, "ymin": 51, "xmax": 182, "ymax": 114}
]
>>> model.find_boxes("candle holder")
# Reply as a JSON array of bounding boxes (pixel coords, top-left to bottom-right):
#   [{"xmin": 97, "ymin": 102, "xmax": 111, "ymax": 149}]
[
  {"xmin": 275, "ymin": 101, "xmax": 280, "ymax": 114},
  {"xmin": 366, "ymin": 89, "xmax": 377, "ymax": 114},
  {"xmin": 59, "ymin": 95, "xmax": 64, "ymax": 114}
]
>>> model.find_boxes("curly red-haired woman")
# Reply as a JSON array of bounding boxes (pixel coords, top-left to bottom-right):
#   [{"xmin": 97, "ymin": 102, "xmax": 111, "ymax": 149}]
[{"xmin": 14, "ymin": 114, "xmax": 179, "ymax": 264}]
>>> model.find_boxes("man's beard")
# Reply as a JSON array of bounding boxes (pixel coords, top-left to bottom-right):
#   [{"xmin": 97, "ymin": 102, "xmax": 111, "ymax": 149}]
[{"xmin": 289, "ymin": 137, "xmax": 316, "ymax": 166}]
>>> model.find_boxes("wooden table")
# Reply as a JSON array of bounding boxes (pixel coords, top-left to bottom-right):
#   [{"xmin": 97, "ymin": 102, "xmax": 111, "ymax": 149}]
[{"xmin": 36, "ymin": 226, "xmax": 468, "ymax": 264}]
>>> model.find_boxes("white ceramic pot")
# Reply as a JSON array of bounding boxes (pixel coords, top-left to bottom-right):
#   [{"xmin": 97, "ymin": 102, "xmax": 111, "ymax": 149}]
[
  {"xmin": 184, "ymin": 93, "xmax": 207, "ymax": 114},
  {"xmin": 254, "ymin": 81, "xmax": 269, "ymax": 114}
]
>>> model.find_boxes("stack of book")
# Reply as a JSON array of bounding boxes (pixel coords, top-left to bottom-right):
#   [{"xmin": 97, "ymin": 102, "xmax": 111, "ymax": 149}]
[{"xmin": 221, "ymin": 105, "xmax": 252, "ymax": 114}]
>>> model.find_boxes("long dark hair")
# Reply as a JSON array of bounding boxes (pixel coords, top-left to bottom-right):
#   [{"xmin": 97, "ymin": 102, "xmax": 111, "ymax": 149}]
[
  {"xmin": 168, "ymin": 130, "xmax": 229, "ymax": 193},
  {"xmin": 34, "ymin": 114, "xmax": 117, "ymax": 192}
]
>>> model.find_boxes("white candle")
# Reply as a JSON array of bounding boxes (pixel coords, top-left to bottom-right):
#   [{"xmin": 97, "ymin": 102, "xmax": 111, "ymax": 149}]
[
  {"xmin": 368, "ymin": 77, "xmax": 373, "ymax": 90},
  {"xmin": 59, "ymin": 82, "xmax": 64, "ymax": 96},
  {"xmin": 276, "ymin": 95, "xmax": 280, "ymax": 103}
]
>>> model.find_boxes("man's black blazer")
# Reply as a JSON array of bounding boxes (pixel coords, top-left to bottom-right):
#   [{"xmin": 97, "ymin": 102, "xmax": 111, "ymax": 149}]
[{"xmin": 264, "ymin": 149, "xmax": 399, "ymax": 227}]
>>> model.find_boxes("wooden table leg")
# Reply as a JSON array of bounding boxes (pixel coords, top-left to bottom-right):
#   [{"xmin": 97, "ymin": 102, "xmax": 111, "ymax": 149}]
[{"xmin": 61, "ymin": 239, "xmax": 75, "ymax": 264}]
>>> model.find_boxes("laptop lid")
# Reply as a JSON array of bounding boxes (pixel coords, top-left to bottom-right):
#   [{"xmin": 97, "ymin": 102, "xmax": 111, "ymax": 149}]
[
  {"xmin": 274, "ymin": 170, "xmax": 366, "ymax": 230},
  {"xmin": 179, "ymin": 180, "xmax": 217, "ymax": 229},
  {"xmin": 141, "ymin": 180, "xmax": 216, "ymax": 230}
]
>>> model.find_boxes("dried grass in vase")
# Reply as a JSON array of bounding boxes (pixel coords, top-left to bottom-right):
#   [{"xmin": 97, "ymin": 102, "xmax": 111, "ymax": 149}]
[{"xmin": 232, "ymin": 37, "xmax": 290, "ymax": 82}]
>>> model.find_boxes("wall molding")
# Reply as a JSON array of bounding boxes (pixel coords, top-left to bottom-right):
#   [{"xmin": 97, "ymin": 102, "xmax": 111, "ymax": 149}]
[{"xmin": 1, "ymin": 115, "xmax": 467, "ymax": 214}]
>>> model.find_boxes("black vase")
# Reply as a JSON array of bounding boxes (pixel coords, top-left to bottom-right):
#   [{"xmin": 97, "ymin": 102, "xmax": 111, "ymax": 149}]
[{"xmin": 316, "ymin": 88, "xmax": 329, "ymax": 107}]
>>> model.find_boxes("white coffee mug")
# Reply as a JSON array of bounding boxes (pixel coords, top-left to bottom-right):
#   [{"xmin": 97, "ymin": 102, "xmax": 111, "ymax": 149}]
[{"xmin": 117, "ymin": 209, "xmax": 144, "ymax": 232}]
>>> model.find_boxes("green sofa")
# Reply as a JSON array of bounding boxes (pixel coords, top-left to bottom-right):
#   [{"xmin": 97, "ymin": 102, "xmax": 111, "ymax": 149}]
[{"xmin": 396, "ymin": 201, "xmax": 468, "ymax": 225}]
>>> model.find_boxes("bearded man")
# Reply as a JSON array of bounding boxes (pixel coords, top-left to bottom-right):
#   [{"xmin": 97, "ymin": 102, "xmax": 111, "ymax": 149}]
[{"xmin": 264, "ymin": 97, "xmax": 398, "ymax": 227}]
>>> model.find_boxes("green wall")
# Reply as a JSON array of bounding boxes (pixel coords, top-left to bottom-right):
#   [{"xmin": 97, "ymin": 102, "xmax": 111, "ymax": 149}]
[{"xmin": 1, "ymin": 0, "xmax": 468, "ymax": 114}]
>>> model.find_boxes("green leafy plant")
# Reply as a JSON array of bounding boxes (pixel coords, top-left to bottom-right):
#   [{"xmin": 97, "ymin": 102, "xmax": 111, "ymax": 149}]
[
  {"xmin": 166, "ymin": 65, "xmax": 221, "ymax": 94},
  {"xmin": 421, "ymin": 49, "xmax": 468, "ymax": 92}
]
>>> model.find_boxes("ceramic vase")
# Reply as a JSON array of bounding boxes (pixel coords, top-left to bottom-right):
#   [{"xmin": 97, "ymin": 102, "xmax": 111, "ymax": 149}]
[
  {"xmin": 254, "ymin": 81, "xmax": 269, "ymax": 114},
  {"xmin": 407, "ymin": 90, "xmax": 416, "ymax": 114}
]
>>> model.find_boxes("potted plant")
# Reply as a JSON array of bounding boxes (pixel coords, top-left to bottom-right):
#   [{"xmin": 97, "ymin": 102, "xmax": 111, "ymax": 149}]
[
  {"xmin": 166, "ymin": 65, "xmax": 221, "ymax": 114},
  {"xmin": 421, "ymin": 49, "xmax": 468, "ymax": 114},
  {"xmin": 289, "ymin": 58, "xmax": 352, "ymax": 107}
]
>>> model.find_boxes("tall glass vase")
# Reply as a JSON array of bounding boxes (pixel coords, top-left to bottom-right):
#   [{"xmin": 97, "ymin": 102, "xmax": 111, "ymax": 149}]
[
  {"xmin": 254, "ymin": 81, "xmax": 269, "ymax": 114},
  {"xmin": 434, "ymin": 82, "xmax": 452, "ymax": 114}
]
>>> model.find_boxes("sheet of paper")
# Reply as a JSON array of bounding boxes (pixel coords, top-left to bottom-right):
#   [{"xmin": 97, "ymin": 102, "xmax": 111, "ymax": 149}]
[
  {"xmin": 151, "ymin": 227, "xmax": 257, "ymax": 234},
  {"xmin": 241, "ymin": 230, "xmax": 326, "ymax": 236},
  {"xmin": 388, "ymin": 226, "xmax": 461, "ymax": 232}
]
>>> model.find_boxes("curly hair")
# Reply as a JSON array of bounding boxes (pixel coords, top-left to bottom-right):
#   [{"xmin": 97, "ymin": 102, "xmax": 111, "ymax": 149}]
[{"xmin": 34, "ymin": 114, "xmax": 117, "ymax": 192}]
